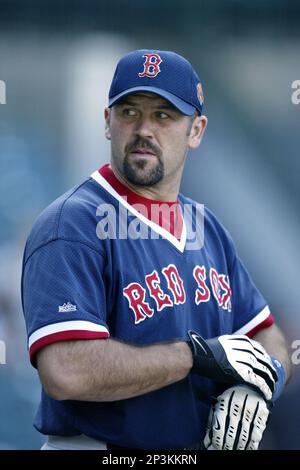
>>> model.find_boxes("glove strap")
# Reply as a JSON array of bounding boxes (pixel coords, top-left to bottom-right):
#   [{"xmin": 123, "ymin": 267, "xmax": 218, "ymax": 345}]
[
  {"xmin": 187, "ymin": 330, "xmax": 245, "ymax": 384},
  {"xmin": 271, "ymin": 356, "xmax": 286, "ymax": 401}
]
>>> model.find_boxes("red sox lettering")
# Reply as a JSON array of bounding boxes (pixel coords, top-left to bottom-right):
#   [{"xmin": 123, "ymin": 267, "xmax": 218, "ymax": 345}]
[
  {"xmin": 123, "ymin": 263, "xmax": 232, "ymax": 324},
  {"xmin": 193, "ymin": 265, "xmax": 210, "ymax": 305}
]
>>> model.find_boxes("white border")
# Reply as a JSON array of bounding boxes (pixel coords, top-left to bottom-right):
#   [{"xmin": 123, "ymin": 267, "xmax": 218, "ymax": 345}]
[
  {"xmin": 91, "ymin": 171, "xmax": 187, "ymax": 253},
  {"xmin": 233, "ymin": 305, "xmax": 271, "ymax": 335},
  {"xmin": 29, "ymin": 321, "xmax": 109, "ymax": 349}
]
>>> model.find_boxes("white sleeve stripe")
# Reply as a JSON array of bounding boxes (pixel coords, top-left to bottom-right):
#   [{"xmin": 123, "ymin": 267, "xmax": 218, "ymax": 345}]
[
  {"xmin": 233, "ymin": 305, "xmax": 271, "ymax": 335},
  {"xmin": 28, "ymin": 321, "xmax": 109, "ymax": 349}
]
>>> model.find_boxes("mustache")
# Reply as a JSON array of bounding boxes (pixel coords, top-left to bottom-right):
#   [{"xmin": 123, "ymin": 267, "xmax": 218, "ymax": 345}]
[{"xmin": 125, "ymin": 138, "xmax": 162, "ymax": 158}]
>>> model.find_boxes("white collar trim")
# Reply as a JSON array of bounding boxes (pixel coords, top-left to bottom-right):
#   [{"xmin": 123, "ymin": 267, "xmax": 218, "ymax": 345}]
[{"xmin": 91, "ymin": 170, "xmax": 187, "ymax": 253}]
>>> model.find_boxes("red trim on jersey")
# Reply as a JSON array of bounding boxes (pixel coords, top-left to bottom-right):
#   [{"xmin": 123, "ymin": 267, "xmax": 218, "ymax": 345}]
[
  {"xmin": 29, "ymin": 330, "xmax": 109, "ymax": 367},
  {"xmin": 246, "ymin": 313, "xmax": 274, "ymax": 338},
  {"xmin": 99, "ymin": 164, "xmax": 183, "ymax": 239}
]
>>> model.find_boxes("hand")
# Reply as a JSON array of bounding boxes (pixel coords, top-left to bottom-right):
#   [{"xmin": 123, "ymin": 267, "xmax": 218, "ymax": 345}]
[
  {"xmin": 188, "ymin": 331, "xmax": 277, "ymax": 401},
  {"xmin": 203, "ymin": 385, "xmax": 270, "ymax": 450}
]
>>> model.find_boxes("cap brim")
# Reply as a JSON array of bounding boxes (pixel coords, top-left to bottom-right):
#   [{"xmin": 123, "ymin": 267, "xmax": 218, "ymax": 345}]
[{"xmin": 108, "ymin": 86, "xmax": 196, "ymax": 116}]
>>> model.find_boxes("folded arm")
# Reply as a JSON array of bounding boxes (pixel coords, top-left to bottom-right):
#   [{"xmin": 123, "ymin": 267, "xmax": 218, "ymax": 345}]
[{"xmin": 37, "ymin": 338, "xmax": 193, "ymax": 402}]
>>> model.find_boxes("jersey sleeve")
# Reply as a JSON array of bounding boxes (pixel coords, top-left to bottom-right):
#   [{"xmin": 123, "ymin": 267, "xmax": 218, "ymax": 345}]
[
  {"xmin": 22, "ymin": 239, "xmax": 110, "ymax": 366},
  {"xmin": 230, "ymin": 253, "xmax": 274, "ymax": 337}
]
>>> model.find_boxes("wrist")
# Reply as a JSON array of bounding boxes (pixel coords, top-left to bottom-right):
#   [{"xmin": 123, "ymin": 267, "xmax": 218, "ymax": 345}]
[{"xmin": 271, "ymin": 356, "xmax": 286, "ymax": 401}]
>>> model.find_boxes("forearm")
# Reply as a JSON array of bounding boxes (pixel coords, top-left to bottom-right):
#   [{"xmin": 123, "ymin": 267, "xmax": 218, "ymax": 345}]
[
  {"xmin": 37, "ymin": 338, "xmax": 193, "ymax": 402},
  {"xmin": 252, "ymin": 324, "xmax": 292, "ymax": 384}
]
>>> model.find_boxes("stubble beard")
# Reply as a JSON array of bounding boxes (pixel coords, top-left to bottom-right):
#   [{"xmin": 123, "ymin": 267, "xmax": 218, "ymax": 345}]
[
  {"xmin": 121, "ymin": 137, "xmax": 164, "ymax": 186},
  {"xmin": 123, "ymin": 154, "xmax": 164, "ymax": 187}
]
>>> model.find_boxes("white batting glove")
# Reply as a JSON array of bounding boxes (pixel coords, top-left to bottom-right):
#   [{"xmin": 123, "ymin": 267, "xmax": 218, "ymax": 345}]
[
  {"xmin": 203, "ymin": 385, "xmax": 270, "ymax": 450},
  {"xmin": 188, "ymin": 331, "xmax": 277, "ymax": 401}
]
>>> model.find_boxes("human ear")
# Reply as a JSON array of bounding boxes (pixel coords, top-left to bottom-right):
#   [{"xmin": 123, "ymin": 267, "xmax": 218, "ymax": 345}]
[
  {"xmin": 104, "ymin": 107, "xmax": 111, "ymax": 140},
  {"xmin": 188, "ymin": 115, "xmax": 208, "ymax": 150}
]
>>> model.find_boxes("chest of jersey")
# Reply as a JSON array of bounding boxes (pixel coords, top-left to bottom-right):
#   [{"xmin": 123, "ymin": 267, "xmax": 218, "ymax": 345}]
[{"xmin": 103, "ymin": 235, "xmax": 233, "ymax": 343}]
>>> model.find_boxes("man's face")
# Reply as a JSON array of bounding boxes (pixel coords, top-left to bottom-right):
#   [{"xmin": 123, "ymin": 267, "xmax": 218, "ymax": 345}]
[{"xmin": 105, "ymin": 92, "xmax": 205, "ymax": 187}]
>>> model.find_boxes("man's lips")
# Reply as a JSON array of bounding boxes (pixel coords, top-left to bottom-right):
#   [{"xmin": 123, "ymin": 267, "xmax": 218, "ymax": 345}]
[{"xmin": 130, "ymin": 148, "xmax": 156, "ymax": 156}]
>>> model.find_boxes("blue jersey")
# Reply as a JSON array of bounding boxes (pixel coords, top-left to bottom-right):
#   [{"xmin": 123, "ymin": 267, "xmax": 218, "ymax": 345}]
[{"xmin": 21, "ymin": 164, "xmax": 273, "ymax": 449}]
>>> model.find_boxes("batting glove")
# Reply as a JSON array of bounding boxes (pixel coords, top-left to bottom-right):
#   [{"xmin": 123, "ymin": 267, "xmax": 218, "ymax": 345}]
[
  {"xmin": 203, "ymin": 385, "xmax": 270, "ymax": 450},
  {"xmin": 187, "ymin": 331, "xmax": 278, "ymax": 401}
]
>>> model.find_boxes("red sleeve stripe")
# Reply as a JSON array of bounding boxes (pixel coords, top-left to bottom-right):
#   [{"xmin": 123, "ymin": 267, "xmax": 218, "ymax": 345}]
[
  {"xmin": 28, "ymin": 320, "xmax": 109, "ymax": 366},
  {"xmin": 245, "ymin": 314, "xmax": 274, "ymax": 338},
  {"xmin": 233, "ymin": 305, "xmax": 274, "ymax": 336}
]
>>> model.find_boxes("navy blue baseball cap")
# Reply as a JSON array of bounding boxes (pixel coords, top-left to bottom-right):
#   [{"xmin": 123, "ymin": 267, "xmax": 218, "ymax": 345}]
[{"xmin": 108, "ymin": 49, "xmax": 204, "ymax": 116}]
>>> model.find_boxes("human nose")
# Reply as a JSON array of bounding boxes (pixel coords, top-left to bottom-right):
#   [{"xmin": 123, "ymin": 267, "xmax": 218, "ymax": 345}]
[{"xmin": 134, "ymin": 114, "xmax": 155, "ymax": 139}]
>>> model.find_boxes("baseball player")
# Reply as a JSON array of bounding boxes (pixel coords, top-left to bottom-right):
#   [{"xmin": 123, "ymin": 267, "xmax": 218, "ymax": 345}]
[{"xmin": 21, "ymin": 49, "xmax": 291, "ymax": 450}]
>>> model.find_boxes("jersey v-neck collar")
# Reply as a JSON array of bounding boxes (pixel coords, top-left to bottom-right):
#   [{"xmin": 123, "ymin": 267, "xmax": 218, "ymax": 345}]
[{"xmin": 90, "ymin": 164, "xmax": 187, "ymax": 252}]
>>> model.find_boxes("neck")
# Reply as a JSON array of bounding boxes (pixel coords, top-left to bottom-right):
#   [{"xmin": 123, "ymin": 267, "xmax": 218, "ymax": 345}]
[{"xmin": 110, "ymin": 162, "xmax": 182, "ymax": 202}]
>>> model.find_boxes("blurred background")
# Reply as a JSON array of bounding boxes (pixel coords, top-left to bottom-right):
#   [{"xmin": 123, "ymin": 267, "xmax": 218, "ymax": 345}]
[{"xmin": 0, "ymin": 0, "xmax": 299, "ymax": 449}]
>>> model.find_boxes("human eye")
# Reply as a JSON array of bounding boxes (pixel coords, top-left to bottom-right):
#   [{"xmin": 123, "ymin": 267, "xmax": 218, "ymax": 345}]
[
  {"xmin": 156, "ymin": 111, "xmax": 169, "ymax": 120},
  {"xmin": 123, "ymin": 107, "xmax": 138, "ymax": 117}
]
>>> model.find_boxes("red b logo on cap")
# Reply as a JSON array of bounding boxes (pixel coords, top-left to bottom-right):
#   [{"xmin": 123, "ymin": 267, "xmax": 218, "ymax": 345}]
[{"xmin": 138, "ymin": 53, "xmax": 162, "ymax": 78}]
